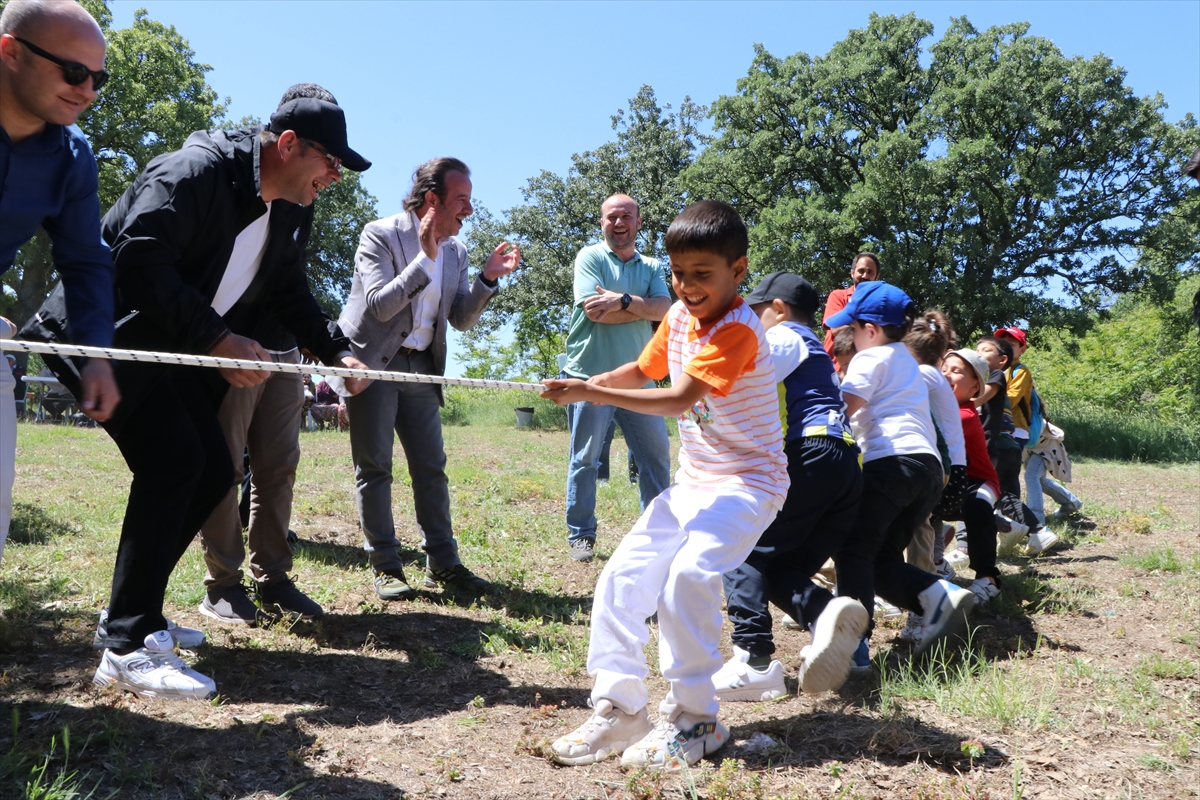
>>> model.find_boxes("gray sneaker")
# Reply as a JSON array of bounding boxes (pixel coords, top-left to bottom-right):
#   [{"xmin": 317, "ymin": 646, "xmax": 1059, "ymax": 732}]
[
  {"xmin": 373, "ymin": 567, "xmax": 417, "ymax": 601},
  {"xmin": 199, "ymin": 584, "xmax": 272, "ymax": 625},
  {"xmin": 570, "ymin": 538, "xmax": 596, "ymax": 562},
  {"xmin": 257, "ymin": 577, "xmax": 324, "ymax": 619},
  {"xmin": 424, "ymin": 563, "xmax": 492, "ymax": 596}
]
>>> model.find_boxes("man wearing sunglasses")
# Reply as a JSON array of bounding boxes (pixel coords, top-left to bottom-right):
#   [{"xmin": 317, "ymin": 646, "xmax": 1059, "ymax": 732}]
[
  {"xmin": 0, "ymin": 0, "xmax": 120, "ymax": 566},
  {"xmin": 24, "ymin": 86, "xmax": 373, "ymax": 700}
]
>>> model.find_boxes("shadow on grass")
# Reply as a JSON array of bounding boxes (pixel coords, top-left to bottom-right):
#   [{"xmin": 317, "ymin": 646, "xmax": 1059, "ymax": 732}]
[{"xmin": 6, "ymin": 503, "xmax": 81, "ymax": 545}]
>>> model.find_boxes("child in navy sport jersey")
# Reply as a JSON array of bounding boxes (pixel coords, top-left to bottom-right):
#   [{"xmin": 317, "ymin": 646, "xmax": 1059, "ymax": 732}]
[{"xmin": 715, "ymin": 272, "xmax": 867, "ymax": 703}]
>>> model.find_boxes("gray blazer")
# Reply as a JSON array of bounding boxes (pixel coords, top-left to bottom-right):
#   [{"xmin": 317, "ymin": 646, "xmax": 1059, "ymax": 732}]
[{"xmin": 330, "ymin": 211, "xmax": 497, "ymax": 400}]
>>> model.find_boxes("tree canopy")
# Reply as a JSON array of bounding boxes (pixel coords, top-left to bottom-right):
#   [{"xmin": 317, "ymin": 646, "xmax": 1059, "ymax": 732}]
[{"xmin": 684, "ymin": 13, "xmax": 1200, "ymax": 339}]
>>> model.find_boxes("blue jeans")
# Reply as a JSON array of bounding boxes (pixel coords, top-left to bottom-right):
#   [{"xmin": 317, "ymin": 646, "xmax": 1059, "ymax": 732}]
[
  {"xmin": 1024, "ymin": 453, "xmax": 1080, "ymax": 526},
  {"xmin": 565, "ymin": 383, "xmax": 671, "ymax": 544}
]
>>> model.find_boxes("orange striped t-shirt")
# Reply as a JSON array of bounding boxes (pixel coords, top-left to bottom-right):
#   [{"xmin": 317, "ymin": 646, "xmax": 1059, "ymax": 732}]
[{"xmin": 638, "ymin": 299, "xmax": 788, "ymax": 505}]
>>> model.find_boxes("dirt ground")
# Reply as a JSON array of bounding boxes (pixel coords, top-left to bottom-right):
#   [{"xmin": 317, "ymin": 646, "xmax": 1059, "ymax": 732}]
[{"xmin": 1, "ymin": 442, "xmax": 1197, "ymax": 799}]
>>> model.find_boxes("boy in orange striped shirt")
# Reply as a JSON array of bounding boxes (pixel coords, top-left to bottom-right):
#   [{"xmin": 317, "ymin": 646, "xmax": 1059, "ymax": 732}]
[{"xmin": 541, "ymin": 201, "xmax": 788, "ymax": 772}]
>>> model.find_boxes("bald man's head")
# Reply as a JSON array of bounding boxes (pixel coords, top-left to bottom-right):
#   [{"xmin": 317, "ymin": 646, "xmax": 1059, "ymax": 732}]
[
  {"xmin": 0, "ymin": 0, "xmax": 106, "ymax": 132},
  {"xmin": 600, "ymin": 194, "xmax": 641, "ymax": 255}
]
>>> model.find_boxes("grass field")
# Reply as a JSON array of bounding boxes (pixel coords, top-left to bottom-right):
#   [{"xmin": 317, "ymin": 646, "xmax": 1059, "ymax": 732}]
[{"xmin": 0, "ymin": 399, "xmax": 1197, "ymax": 799}]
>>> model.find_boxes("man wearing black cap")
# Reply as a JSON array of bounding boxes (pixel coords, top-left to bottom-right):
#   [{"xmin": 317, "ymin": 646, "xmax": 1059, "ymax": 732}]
[
  {"xmin": 713, "ymin": 271, "xmax": 865, "ymax": 701},
  {"xmin": 195, "ymin": 85, "xmax": 360, "ymax": 626},
  {"xmin": 27, "ymin": 90, "xmax": 372, "ymax": 699}
]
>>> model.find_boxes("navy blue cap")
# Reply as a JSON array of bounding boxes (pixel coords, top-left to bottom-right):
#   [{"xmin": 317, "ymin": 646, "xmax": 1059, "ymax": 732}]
[
  {"xmin": 824, "ymin": 281, "xmax": 913, "ymax": 328},
  {"xmin": 744, "ymin": 272, "xmax": 818, "ymax": 316}
]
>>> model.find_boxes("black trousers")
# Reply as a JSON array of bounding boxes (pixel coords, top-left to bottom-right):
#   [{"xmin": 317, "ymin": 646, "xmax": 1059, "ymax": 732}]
[
  {"xmin": 962, "ymin": 480, "xmax": 1000, "ymax": 580},
  {"xmin": 96, "ymin": 364, "xmax": 232, "ymax": 653},
  {"xmin": 723, "ymin": 436, "xmax": 862, "ymax": 657},
  {"xmin": 835, "ymin": 453, "xmax": 943, "ymax": 631}
]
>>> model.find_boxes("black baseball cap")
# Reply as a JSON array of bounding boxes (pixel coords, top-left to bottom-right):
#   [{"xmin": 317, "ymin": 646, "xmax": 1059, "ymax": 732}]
[
  {"xmin": 744, "ymin": 272, "xmax": 818, "ymax": 317},
  {"xmin": 1186, "ymin": 147, "xmax": 1200, "ymax": 181},
  {"xmin": 268, "ymin": 98, "xmax": 371, "ymax": 172}
]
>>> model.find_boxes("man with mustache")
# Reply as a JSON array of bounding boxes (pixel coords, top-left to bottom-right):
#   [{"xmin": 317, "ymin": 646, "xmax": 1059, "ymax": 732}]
[{"xmin": 333, "ymin": 157, "xmax": 520, "ymax": 601}]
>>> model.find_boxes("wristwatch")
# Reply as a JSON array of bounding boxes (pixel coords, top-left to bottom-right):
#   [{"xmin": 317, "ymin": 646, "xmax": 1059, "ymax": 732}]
[{"xmin": 620, "ymin": 293, "xmax": 632, "ymax": 311}]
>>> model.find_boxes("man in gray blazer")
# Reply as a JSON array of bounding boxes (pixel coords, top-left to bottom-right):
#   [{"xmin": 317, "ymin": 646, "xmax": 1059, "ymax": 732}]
[{"xmin": 335, "ymin": 157, "xmax": 520, "ymax": 600}]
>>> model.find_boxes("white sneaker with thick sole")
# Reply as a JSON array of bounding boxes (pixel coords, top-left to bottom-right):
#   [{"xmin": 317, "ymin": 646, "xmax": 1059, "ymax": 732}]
[
  {"xmin": 798, "ymin": 597, "xmax": 869, "ymax": 694},
  {"xmin": 968, "ymin": 578, "xmax": 1001, "ymax": 604},
  {"xmin": 1025, "ymin": 529, "xmax": 1060, "ymax": 557},
  {"xmin": 93, "ymin": 631, "xmax": 216, "ymax": 700},
  {"xmin": 619, "ymin": 712, "xmax": 729, "ymax": 772},
  {"xmin": 166, "ymin": 619, "xmax": 206, "ymax": 650},
  {"xmin": 944, "ymin": 546, "xmax": 971, "ymax": 568},
  {"xmin": 713, "ymin": 647, "xmax": 786, "ymax": 702},
  {"xmin": 897, "ymin": 613, "xmax": 923, "ymax": 643},
  {"xmin": 874, "ymin": 597, "xmax": 904, "ymax": 621},
  {"xmin": 997, "ymin": 528, "xmax": 1028, "ymax": 554},
  {"xmin": 914, "ymin": 580, "xmax": 975, "ymax": 658},
  {"xmin": 551, "ymin": 699, "xmax": 652, "ymax": 766}
]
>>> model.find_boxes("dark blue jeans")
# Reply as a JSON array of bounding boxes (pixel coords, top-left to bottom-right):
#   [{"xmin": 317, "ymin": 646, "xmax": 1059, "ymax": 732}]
[
  {"xmin": 723, "ymin": 436, "xmax": 862, "ymax": 657},
  {"xmin": 835, "ymin": 453, "xmax": 943, "ymax": 631}
]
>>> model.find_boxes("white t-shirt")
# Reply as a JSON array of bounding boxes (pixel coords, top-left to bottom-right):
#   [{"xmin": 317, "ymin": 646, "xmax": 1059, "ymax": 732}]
[
  {"xmin": 212, "ymin": 201, "xmax": 273, "ymax": 316},
  {"xmin": 841, "ymin": 342, "xmax": 938, "ymax": 463},
  {"xmin": 402, "ymin": 210, "xmax": 443, "ymax": 351},
  {"xmin": 765, "ymin": 321, "xmax": 810, "ymax": 381},
  {"xmin": 920, "ymin": 363, "xmax": 966, "ymax": 467}
]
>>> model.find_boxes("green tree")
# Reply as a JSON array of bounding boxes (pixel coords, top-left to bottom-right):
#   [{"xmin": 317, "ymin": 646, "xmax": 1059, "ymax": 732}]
[
  {"xmin": 459, "ymin": 86, "xmax": 706, "ymax": 379},
  {"xmin": 305, "ymin": 170, "xmax": 378, "ymax": 316},
  {"xmin": 683, "ymin": 13, "xmax": 1200, "ymax": 340}
]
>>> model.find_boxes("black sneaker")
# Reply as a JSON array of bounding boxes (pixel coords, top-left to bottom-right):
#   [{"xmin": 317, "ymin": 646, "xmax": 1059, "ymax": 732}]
[
  {"xmin": 257, "ymin": 577, "xmax": 324, "ymax": 619},
  {"xmin": 372, "ymin": 567, "xmax": 418, "ymax": 601},
  {"xmin": 570, "ymin": 538, "xmax": 596, "ymax": 562},
  {"xmin": 199, "ymin": 584, "xmax": 272, "ymax": 626},
  {"xmin": 424, "ymin": 563, "xmax": 492, "ymax": 596}
]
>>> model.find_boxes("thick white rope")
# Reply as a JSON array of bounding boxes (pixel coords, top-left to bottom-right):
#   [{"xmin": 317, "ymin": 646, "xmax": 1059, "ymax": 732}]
[{"xmin": 0, "ymin": 339, "xmax": 544, "ymax": 392}]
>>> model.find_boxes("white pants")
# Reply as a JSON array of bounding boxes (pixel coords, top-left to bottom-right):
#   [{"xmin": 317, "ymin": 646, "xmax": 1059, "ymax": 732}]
[
  {"xmin": 0, "ymin": 365, "xmax": 15, "ymax": 563},
  {"xmin": 588, "ymin": 483, "xmax": 780, "ymax": 718}
]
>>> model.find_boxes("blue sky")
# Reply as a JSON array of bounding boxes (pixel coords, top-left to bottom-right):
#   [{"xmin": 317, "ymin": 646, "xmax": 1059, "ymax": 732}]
[{"xmin": 109, "ymin": 1, "xmax": 1200, "ymax": 375}]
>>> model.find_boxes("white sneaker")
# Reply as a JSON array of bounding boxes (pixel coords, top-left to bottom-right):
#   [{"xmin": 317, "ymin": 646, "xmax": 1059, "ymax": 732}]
[
  {"xmin": 897, "ymin": 613, "xmax": 923, "ymax": 643},
  {"xmin": 712, "ymin": 647, "xmax": 786, "ymax": 702},
  {"xmin": 944, "ymin": 546, "xmax": 971, "ymax": 568},
  {"xmin": 1025, "ymin": 529, "xmax": 1060, "ymax": 557},
  {"xmin": 93, "ymin": 631, "xmax": 216, "ymax": 700},
  {"xmin": 874, "ymin": 597, "xmax": 904, "ymax": 621},
  {"xmin": 968, "ymin": 578, "xmax": 1001, "ymax": 605},
  {"xmin": 798, "ymin": 597, "xmax": 869, "ymax": 694},
  {"xmin": 779, "ymin": 613, "xmax": 802, "ymax": 630},
  {"xmin": 997, "ymin": 528, "xmax": 1028, "ymax": 554},
  {"xmin": 933, "ymin": 559, "xmax": 956, "ymax": 581},
  {"xmin": 915, "ymin": 580, "xmax": 975, "ymax": 658},
  {"xmin": 1051, "ymin": 499, "xmax": 1084, "ymax": 520},
  {"xmin": 619, "ymin": 712, "xmax": 729, "ymax": 772},
  {"xmin": 551, "ymin": 699, "xmax": 652, "ymax": 766},
  {"xmin": 166, "ymin": 619, "xmax": 206, "ymax": 650}
]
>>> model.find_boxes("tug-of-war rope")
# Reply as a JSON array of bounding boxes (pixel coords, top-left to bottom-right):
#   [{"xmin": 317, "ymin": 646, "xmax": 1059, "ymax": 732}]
[{"xmin": 1, "ymin": 339, "xmax": 544, "ymax": 392}]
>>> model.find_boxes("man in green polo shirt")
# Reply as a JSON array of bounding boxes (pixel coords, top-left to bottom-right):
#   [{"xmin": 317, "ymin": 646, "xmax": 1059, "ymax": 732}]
[{"xmin": 561, "ymin": 193, "xmax": 673, "ymax": 562}]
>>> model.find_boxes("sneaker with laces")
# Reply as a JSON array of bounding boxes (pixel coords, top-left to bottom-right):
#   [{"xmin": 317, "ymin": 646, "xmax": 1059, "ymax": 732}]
[
  {"xmin": 897, "ymin": 613, "xmax": 924, "ymax": 643},
  {"xmin": 933, "ymin": 559, "xmax": 956, "ymax": 581},
  {"xmin": 848, "ymin": 636, "xmax": 872, "ymax": 676},
  {"xmin": 96, "ymin": 609, "xmax": 206, "ymax": 650},
  {"xmin": 373, "ymin": 567, "xmax": 418, "ymax": 601},
  {"xmin": 798, "ymin": 597, "xmax": 869, "ymax": 694},
  {"xmin": 1025, "ymin": 529, "xmax": 1060, "ymax": 557},
  {"xmin": 570, "ymin": 538, "xmax": 596, "ymax": 562},
  {"xmin": 93, "ymin": 630, "xmax": 216, "ymax": 700},
  {"xmin": 257, "ymin": 577, "xmax": 324, "ymax": 619},
  {"xmin": 997, "ymin": 528, "xmax": 1028, "ymax": 554},
  {"xmin": 712, "ymin": 647, "xmax": 786, "ymax": 702},
  {"xmin": 424, "ymin": 563, "xmax": 492, "ymax": 596},
  {"xmin": 619, "ymin": 712, "xmax": 729, "ymax": 772},
  {"xmin": 968, "ymin": 578, "xmax": 1001, "ymax": 605},
  {"xmin": 199, "ymin": 584, "xmax": 271, "ymax": 625},
  {"xmin": 550, "ymin": 699, "xmax": 652, "ymax": 766},
  {"xmin": 915, "ymin": 580, "xmax": 975, "ymax": 657}
]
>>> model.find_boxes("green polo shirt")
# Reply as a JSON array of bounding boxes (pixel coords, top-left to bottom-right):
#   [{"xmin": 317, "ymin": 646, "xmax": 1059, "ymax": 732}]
[{"xmin": 564, "ymin": 243, "xmax": 670, "ymax": 378}]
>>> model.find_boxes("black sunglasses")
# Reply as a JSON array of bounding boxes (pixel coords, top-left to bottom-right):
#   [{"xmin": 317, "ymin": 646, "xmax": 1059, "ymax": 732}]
[
  {"xmin": 14, "ymin": 36, "xmax": 109, "ymax": 91},
  {"xmin": 301, "ymin": 137, "xmax": 341, "ymax": 171}
]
